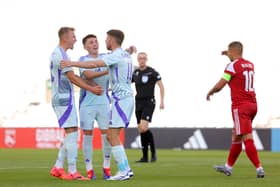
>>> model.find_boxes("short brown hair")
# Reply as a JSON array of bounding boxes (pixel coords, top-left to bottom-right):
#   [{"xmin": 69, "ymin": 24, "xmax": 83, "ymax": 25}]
[
  {"xmin": 107, "ymin": 29, "xmax": 124, "ymax": 45},
  {"xmin": 228, "ymin": 41, "xmax": 243, "ymax": 54},
  {"xmin": 58, "ymin": 27, "xmax": 75, "ymax": 39},
  {"xmin": 82, "ymin": 34, "xmax": 97, "ymax": 45},
  {"xmin": 137, "ymin": 52, "xmax": 148, "ymax": 58}
]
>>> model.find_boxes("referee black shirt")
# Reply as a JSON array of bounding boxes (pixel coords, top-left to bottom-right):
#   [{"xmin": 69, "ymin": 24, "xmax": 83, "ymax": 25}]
[{"xmin": 132, "ymin": 66, "xmax": 161, "ymax": 99}]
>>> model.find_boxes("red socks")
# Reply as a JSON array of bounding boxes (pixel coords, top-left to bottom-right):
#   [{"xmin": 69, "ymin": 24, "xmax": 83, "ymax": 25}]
[
  {"xmin": 244, "ymin": 139, "xmax": 261, "ymax": 168},
  {"xmin": 227, "ymin": 142, "xmax": 242, "ymax": 167},
  {"xmin": 227, "ymin": 139, "xmax": 261, "ymax": 169}
]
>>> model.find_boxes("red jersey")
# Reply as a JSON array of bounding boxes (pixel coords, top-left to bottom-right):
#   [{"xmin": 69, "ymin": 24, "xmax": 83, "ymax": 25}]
[{"xmin": 224, "ymin": 58, "xmax": 257, "ymax": 106}]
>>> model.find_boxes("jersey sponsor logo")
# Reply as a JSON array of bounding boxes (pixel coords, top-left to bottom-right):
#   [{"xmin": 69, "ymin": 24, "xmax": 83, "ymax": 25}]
[
  {"xmin": 183, "ymin": 129, "xmax": 208, "ymax": 150},
  {"xmin": 0, "ymin": 128, "xmax": 124, "ymax": 149},
  {"xmin": 35, "ymin": 128, "xmax": 65, "ymax": 148},
  {"xmin": 141, "ymin": 75, "xmax": 149, "ymax": 83}
]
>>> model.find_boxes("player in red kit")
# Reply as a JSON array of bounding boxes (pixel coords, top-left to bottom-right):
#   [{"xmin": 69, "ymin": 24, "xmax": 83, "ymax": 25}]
[{"xmin": 206, "ymin": 41, "xmax": 265, "ymax": 178}]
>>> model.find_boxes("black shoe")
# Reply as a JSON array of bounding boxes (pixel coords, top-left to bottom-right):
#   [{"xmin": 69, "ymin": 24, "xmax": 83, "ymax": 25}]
[
  {"xmin": 151, "ymin": 155, "xmax": 157, "ymax": 162},
  {"xmin": 135, "ymin": 157, "xmax": 148, "ymax": 163}
]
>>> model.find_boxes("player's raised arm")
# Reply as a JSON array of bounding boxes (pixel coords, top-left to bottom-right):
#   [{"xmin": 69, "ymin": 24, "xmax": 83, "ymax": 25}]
[
  {"xmin": 221, "ymin": 50, "xmax": 228, "ymax": 56},
  {"xmin": 125, "ymin": 45, "xmax": 137, "ymax": 54},
  {"xmin": 60, "ymin": 59, "xmax": 107, "ymax": 69}
]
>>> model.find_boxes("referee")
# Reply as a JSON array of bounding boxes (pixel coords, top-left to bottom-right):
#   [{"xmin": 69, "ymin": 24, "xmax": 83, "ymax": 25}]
[{"xmin": 132, "ymin": 52, "xmax": 165, "ymax": 163}]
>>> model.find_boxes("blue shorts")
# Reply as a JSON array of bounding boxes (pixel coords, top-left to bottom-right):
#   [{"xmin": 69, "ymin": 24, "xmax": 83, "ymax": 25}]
[
  {"xmin": 79, "ymin": 104, "xmax": 110, "ymax": 130},
  {"xmin": 52, "ymin": 105, "xmax": 78, "ymax": 128},
  {"xmin": 110, "ymin": 96, "xmax": 134, "ymax": 128}
]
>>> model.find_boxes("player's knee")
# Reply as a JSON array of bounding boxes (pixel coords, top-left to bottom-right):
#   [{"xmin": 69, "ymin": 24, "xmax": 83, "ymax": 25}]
[
  {"xmin": 242, "ymin": 133, "xmax": 253, "ymax": 142},
  {"xmin": 138, "ymin": 126, "xmax": 148, "ymax": 133},
  {"xmin": 106, "ymin": 135, "xmax": 110, "ymax": 142},
  {"xmin": 106, "ymin": 133, "xmax": 113, "ymax": 144}
]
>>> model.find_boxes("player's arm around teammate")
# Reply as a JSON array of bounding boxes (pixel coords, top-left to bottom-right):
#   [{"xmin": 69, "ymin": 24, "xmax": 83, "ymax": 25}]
[
  {"xmin": 77, "ymin": 34, "xmax": 114, "ymax": 180},
  {"xmin": 83, "ymin": 70, "xmax": 109, "ymax": 80},
  {"xmin": 50, "ymin": 27, "xmax": 103, "ymax": 181},
  {"xmin": 63, "ymin": 30, "xmax": 136, "ymax": 180},
  {"xmin": 60, "ymin": 46, "xmax": 136, "ymax": 69},
  {"xmin": 66, "ymin": 71, "xmax": 103, "ymax": 95}
]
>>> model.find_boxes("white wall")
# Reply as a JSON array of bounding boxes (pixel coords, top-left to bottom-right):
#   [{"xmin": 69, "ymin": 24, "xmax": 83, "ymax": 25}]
[{"xmin": 1, "ymin": 0, "xmax": 280, "ymax": 127}]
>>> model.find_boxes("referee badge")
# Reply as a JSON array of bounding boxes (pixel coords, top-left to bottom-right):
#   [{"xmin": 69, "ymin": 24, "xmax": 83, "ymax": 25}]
[{"xmin": 142, "ymin": 75, "xmax": 149, "ymax": 83}]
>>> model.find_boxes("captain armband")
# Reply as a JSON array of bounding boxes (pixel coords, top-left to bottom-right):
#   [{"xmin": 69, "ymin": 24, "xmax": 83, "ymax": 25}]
[{"xmin": 222, "ymin": 73, "xmax": 231, "ymax": 81}]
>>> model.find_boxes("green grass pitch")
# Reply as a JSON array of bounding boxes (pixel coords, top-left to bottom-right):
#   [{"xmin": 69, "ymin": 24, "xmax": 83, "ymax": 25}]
[{"xmin": 0, "ymin": 149, "xmax": 279, "ymax": 187}]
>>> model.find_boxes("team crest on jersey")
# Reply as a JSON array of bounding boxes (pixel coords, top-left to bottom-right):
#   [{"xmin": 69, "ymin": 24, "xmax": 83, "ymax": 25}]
[{"xmin": 142, "ymin": 75, "xmax": 149, "ymax": 83}]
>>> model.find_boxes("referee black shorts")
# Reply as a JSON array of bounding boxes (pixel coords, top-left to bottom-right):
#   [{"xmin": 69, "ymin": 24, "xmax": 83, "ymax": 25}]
[{"xmin": 135, "ymin": 97, "xmax": 156, "ymax": 124}]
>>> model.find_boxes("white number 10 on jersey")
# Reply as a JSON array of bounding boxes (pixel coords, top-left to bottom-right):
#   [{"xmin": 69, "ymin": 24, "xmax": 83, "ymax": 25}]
[{"xmin": 243, "ymin": 70, "xmax": 254, "ymax": 92}]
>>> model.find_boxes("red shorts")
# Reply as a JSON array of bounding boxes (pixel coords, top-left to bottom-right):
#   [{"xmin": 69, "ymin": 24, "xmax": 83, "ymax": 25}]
[{"xmin": 231, "ymin": 103, "xmax": 257, "ymax": 135}]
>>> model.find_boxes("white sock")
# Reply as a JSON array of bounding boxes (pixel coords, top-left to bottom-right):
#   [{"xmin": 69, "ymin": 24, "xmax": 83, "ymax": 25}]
[
  {"xmin": 83, "ymin": 135, "xmax": 93, "ymax": 171},
  {"xmin": 101, "ymin": 134, "xmax": 111, "ymax": 169},
  {"xmin": 65, "ymin": 131, "xmax": 78, "ymax": 174},
  {"xmin": 120, "ymin": 145, "xmax": 130, "ymax": 171},
  {"xmin": 111, "ymin": 145, "xmax": 129, "ymax": 173},
  {"xmin": 68, "ymin": 163, "xmax": 76, "ymax": 174},
  {"xmin": 225, "ymin": 163, "xmax": 232, "ymax": 170},
  {"xmin": 55, "ymin": 140, "xmax": 66, "ymax": 168}
]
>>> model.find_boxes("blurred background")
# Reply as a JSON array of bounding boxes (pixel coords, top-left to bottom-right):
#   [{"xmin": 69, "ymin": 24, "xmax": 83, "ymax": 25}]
[{"xmin": 1, "ymin": 0, "xmax": 280, "ymax": 150}]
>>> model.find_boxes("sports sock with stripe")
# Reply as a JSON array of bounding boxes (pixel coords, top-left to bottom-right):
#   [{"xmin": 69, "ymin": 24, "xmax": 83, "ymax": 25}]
[{"xmin": 83, "ymin": 134, "xmax": 93, "ymax": 171}]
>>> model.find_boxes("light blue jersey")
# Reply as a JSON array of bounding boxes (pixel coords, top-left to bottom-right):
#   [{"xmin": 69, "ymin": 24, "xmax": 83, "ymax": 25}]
[
  {"xmin": 102, "ymin": 48, "xmax": 133, "ymax": 99},
  {"xmin": 79, "ymin": 54, "xmax": 110, "ymax": 107},
  {"xmin": 79, "ymin": 54, "xmax": 111, "ymax": 130},
  {"xmin": 49, "ymin": 46, "xmax": 77, "ymax": 127},
  {"xmin": 102, "ymin": 48, "xmax": 134, "ymax": 128}
]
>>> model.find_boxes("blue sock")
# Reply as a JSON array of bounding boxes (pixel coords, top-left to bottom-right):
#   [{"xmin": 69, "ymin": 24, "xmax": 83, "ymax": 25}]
[
  {"xmin": 111, "ymin": 145, "xmax": 129, "ymax": 173},
  {"xmin": 101, "ymin": 134, "xmax": 111, "ymax": 169},
  {"xmin": 55, "ymin": 140, "xmax": 66, "ymax": 168},
  {"xmin": 65, "ymin": 131, "xmax": 78, "ymax": 174},
  {"xmin": 83, "ymin": 135, "xmax": 93, "ymax": 171},
  {"xmin": 120, "ymin": 145, "xmax": 130, "ymax": 170}
]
